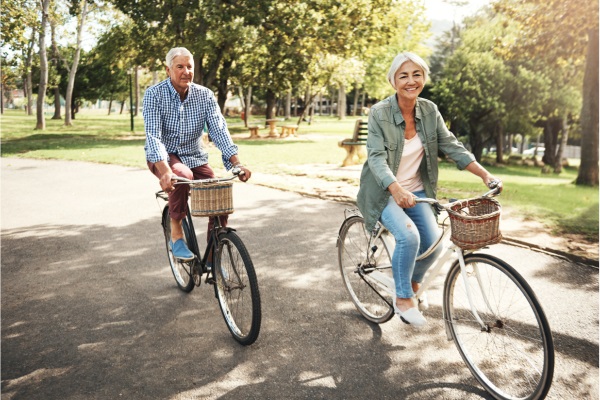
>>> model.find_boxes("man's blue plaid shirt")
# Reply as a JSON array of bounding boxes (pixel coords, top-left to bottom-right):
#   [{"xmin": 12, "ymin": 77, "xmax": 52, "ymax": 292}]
[{"xmin": 143, "ymin": 79, "xmax": 238, "ymax": 170}]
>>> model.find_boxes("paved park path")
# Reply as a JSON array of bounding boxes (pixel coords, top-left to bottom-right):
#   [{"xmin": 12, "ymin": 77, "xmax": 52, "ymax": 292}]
[{"xmin": 2, "ymin": 158, "xmax": 598, "ymax": 399}]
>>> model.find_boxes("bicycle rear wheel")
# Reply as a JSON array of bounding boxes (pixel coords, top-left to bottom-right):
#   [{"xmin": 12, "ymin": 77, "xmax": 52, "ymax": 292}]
[
  {"xmin": 443, "ymin": 253, "xmax": 554, "ymax": 400},
  {"xmin": 162, "ymin": 206, "xmax": 195, "ymax": 292},
  {"xmin": 337, "ymin": 215, "xmax": 394, "ymax": 324},
  {"xmin": 214, "ymin": 230, "xmax": 261, "ymax": 345}
]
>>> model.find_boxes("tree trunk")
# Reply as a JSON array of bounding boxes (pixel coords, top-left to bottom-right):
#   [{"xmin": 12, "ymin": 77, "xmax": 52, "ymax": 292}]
[
  {"xmin": 542, "ymin": 118, "xmax": 560, "ymax": 173},
  {"xmin": 495, "ymin": 123, "xmax": 504, "ymax": 164},
  {"xmin": 337, "ymin": 84, "xmax": 346, "ymax": 120},
  {"xmin": 108, "ymin": 97, "xmax": 113, "ymax": 115},
  {"xmin": 285, "ymin": 90, "xmax": 291, "ymax": 119},
  {"xmin": 468, "ymin": 120, "xmax": 485, "ymax": 162},
  {"xmin": 26, "ymin": 68, "xmax": 34, "ymax": 115},
  {"xmin": 360, "ymin": 91, "xmax": 366, "ymax": 112},
  {"xmin": 36, "ymin": 0, "xmax": 51, "ymax": 130},
  {"xmin": 52, "ymin": 87, "xmax": 61, "ymax": 119},
  {"xmin": 265, "ymin": 89, "xmax": 277, "ymax": 120},
  {"xmin": 237, "ymin": 86, "xmax": 246, "ymax": 126},
  {"xmin": 317, "ymin": 92, "xmax": 322, "ymax": 116},
  {"xmin": 51, "ymin": 21, "xmax": 61, "ymax": 119},
  {"xmin": 64, "ymin": 0, "xmax": 88, "ymax": 126},
  {"xmin": 245, "ymin": 86, "xmax": 252, "ymax": 126},
  {"xmin": 553, "ymin": 115, "xmax": 569, "ymax": 174},
  {"xmin": 119, "ymin": 101, "xmax": 125, "ymax": 114},
  {"xmin": 303, "ymin": 86, "xmax": 311, "ymax": 121},
  {"xmin": 134, "ymin": 66, "xmax": 140, "ymax": 116},
  {"xmin": 25, "ymin": 27, "xmax": 36, "ymax": 116},
  {"xmin": 352, "ymin": 88, "xmax": 360, "ymax": 116},
  {"xmin": 576, "ymin": 28, "xmax": 599, "ymax": 186},
  {"xmin": 217, "ymin": 58, "xmax": 232, "ymax": 113},
  {"xmin": 275, "ymin": 97, "xmax": 281, "ymax": 117}
]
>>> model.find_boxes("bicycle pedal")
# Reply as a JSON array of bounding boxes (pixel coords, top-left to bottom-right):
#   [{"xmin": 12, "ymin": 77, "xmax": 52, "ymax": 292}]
[
  {"xmin": 193, "ymin": 273, "xmax": 201, "ymax": 286},
  {"xmin": 192, "ymin": 265, "xmax": 202, "ymax": 286}
]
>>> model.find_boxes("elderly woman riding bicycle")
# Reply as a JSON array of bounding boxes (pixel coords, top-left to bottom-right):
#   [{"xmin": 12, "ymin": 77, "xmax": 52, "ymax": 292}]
[{"xmin": 357, "ymin": 52, "xmax": 502, "ymax": 327}]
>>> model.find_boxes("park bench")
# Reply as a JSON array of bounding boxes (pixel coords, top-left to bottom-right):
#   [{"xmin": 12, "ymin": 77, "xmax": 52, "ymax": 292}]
[{"xmin": 338, "ymin": 119, "xmax": 368, "ymax": 166}]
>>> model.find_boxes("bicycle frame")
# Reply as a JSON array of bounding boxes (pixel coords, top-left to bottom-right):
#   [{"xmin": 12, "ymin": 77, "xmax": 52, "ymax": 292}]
[
  {"xmin": 156, "ymin": 191, "xmax": 230, "ymax": 285},
  {"xmin": 159, "ymin": 171, "xmax": 243, "ymax": 284},
  {"xmin": 187, "ymin": 212, "xmax": 242, "ymax": 286},
  {"xmin": 360, "ymin": 216, "xmax": 492, "ymax": 337}
]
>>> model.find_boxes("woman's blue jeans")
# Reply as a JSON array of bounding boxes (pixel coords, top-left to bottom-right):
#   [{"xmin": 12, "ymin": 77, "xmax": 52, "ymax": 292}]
[{"xmin": 380, "ymin": 191, "xmax": 442, "ymax": 299}]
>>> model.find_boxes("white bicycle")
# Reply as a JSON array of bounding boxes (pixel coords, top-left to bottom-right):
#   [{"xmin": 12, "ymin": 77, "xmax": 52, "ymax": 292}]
[{"xmin": 337, "ymin": 185, "xmax": 554, "ymax": 400}]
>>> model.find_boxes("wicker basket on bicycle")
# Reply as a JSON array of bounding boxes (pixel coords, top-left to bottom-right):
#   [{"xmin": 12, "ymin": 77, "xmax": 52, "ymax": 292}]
[
  {"xmin": 189, "ymin": 181, "xmax": 234, "ymax": 217},
  {"xmin": 447, "ymin": 197, "xmax": 502, "ymax": 250}
]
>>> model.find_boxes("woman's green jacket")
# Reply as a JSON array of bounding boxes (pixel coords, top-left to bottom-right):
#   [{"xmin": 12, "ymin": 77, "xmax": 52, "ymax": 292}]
[{"xmin": 357, "ymin": 95, "xmax": 475, "ymax": 232}]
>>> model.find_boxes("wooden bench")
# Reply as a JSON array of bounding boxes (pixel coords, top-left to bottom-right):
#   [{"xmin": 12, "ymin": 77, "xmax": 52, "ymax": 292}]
[
  {"xmin": 280, "ymin": 125, "xmax": 298, "ymax": 137},
  {"xmin": 338, "ymin": 119, "xmax": 368, "ymax": 166}
]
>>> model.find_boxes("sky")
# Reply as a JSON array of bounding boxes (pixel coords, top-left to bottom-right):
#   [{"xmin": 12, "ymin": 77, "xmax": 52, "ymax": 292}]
[{"xmin": 424, "ymin": 0, "xmax": 492, "ymax": 22}]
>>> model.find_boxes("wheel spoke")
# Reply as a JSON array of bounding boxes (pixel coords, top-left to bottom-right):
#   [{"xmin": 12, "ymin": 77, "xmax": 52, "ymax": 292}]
[
  {"xmin": 214, "ymin": 232, "xmax": 261, "ymax": 345},
  {"xmin": 444, "ymin": 255, "xmax": 554, "ymax": 399},
  {"xmin": 338, "ymin": 216, "xmax": 394, "ymax": 324}
]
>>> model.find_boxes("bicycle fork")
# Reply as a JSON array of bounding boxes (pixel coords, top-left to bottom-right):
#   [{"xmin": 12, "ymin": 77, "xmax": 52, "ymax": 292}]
[{"xmin": 453, "ymin": 250, "xmax": 494, "ymax": 333}]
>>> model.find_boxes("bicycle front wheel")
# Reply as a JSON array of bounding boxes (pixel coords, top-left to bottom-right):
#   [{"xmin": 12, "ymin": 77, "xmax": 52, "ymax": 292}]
[
  {"xmin": 214, "ymin": 230, "xmax": 261, "ymax": 345},
  {"xmin": 443, "ymin": 253, "xmax": 554, "ymax": 400},
  {"xmin": 337, "ymin": 215, "xmax": 394, "ymax": 324},
  {"xmin": 162, "ymin": 206, "xmax": 194, "ymax": 292}
]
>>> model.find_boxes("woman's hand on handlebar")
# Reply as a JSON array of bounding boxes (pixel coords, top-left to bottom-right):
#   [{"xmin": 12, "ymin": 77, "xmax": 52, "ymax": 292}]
[
  {"xmin": 388, "ymin": 181, "xmax": 416, "ymax": 208},
  {"xmin": 485, "ymin": 176, "xmax": 503, "ymax": 195}
]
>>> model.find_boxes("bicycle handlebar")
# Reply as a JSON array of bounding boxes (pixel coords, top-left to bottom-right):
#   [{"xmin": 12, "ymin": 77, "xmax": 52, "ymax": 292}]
[
  {"xmin": 172, "ymin": 167, "xmax": 245, "ymax": 185},
  {"xmin": 415, "ymin": 180, "xmax": 502, "ymax": 212}
]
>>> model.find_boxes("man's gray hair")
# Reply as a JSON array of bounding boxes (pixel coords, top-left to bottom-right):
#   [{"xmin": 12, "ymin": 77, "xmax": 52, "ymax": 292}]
[
  {"xmin": 166, "ymin": 47, "xmax": 194, "ymax": 68},
  {"xmin": 387, "ymin": 52, "xmax": 430, "ymax": 89}
]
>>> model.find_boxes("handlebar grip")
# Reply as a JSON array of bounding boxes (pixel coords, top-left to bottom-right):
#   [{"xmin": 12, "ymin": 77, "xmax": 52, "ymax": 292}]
[
  {"xmin": 488, "ymin": 180, "xmax": 501, "ymax": 189},
  {"xmin": 232, "ymin": 166, "xmax": 245, "ymax": 176}
]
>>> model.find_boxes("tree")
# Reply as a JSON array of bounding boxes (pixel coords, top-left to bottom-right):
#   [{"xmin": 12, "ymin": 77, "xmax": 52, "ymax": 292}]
[
  {"xmin": 1, "ymin": 0, "xmax": 38, "ymax": 116},
  {"xmin": 430, "ymin": 10, "xmax": 554, "ymax": 162},
  {"xmin": 62, "ymin": 0, "xmax": 88, "ymax": 126},
  {"xmin": 36, "ymin": 0, "xmax": 51, "ymax": 130},
  {"xmin": 496, "ymin": 0, "xmax": 598, "ymax": 179},
  {"xmin": 362, "ymin": 1, "xmax": 431, "ymax": 101},
  {"xmin": 576, "ymin": 28, "xmax": 599, "ymax": 186}
]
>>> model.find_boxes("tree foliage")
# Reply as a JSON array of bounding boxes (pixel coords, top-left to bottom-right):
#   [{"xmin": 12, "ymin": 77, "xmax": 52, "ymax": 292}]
[
  {"xmin": 495, "ymin": 0, "xmax": 598, "ymax": 180},
  {"xmin": 430, "ymin": 12, "xmax": 548, "ymax": 161}
]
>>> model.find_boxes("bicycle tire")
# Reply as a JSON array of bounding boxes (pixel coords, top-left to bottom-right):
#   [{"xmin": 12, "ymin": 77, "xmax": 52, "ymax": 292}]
[
  {"xmin": 213, "ymin": 230, "xmax": 261, "ymax": 345},
  {"xmin": 337, "ymin": 215, "xmax": 394, "ymax": 324},
  {"xmin": 162, "ymin": 206, "xmax": 195, "ymax": 293},
  {"xmin": 443, "ymin": 253, "xmax": 554, "ymax": 400}
]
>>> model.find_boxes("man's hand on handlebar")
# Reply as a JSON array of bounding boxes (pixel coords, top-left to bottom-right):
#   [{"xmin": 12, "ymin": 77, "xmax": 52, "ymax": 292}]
[
  {"xmin": 233, "ymin": 165, "xmax": 251, "ymax": 182},
  {"xmin": 160, "ymin": 172, "xmax": 176, "ymax": 193}
]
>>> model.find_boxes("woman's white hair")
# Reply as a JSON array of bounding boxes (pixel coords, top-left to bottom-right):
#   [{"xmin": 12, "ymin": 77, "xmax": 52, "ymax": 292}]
[
  {"xmin": 387, "ymin": 52, "xmax": 430, "ymax": 89},
  {"xmin": 165, "ymin": 47, "xmax": 194, "ymax": 68}
]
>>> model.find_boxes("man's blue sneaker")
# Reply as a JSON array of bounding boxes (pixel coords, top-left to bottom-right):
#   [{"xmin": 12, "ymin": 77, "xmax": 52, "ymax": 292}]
[{"xmin": 169, "ymin": 239, "xmax": 195, "ymax": 261}]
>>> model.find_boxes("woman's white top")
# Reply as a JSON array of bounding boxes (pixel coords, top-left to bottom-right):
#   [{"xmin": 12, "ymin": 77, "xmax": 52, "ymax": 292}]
[{"xmin": 396, "ymin": 134, "xmax": 425, "ymax": 192}]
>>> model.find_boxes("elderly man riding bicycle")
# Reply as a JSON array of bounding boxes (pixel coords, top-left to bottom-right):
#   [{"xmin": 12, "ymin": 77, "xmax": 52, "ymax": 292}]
[{"xmin": 143, "ymin": 47, "xmax": 251, "ymax": 261}]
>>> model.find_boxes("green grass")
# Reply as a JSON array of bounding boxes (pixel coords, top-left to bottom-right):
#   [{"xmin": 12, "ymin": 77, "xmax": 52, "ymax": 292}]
[
  {"xmin": 436, "ymin": 162, "xmax": 598, "ymax": 240},
  {"xmin": 2, "ymin": 109, "xmax": 598, "ymax": 241}
]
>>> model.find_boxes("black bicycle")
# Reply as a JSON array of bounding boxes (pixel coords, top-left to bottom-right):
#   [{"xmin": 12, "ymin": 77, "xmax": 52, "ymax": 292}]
[{"xmin": 155, "ymin": 169, "xmax": 261, "ymax": 345}]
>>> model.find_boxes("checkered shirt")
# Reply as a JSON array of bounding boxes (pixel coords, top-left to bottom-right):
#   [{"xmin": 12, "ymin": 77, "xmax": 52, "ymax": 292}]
[{"xmin": 143, "ymin": 79, "xmax": 238, "ymax": 170}]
